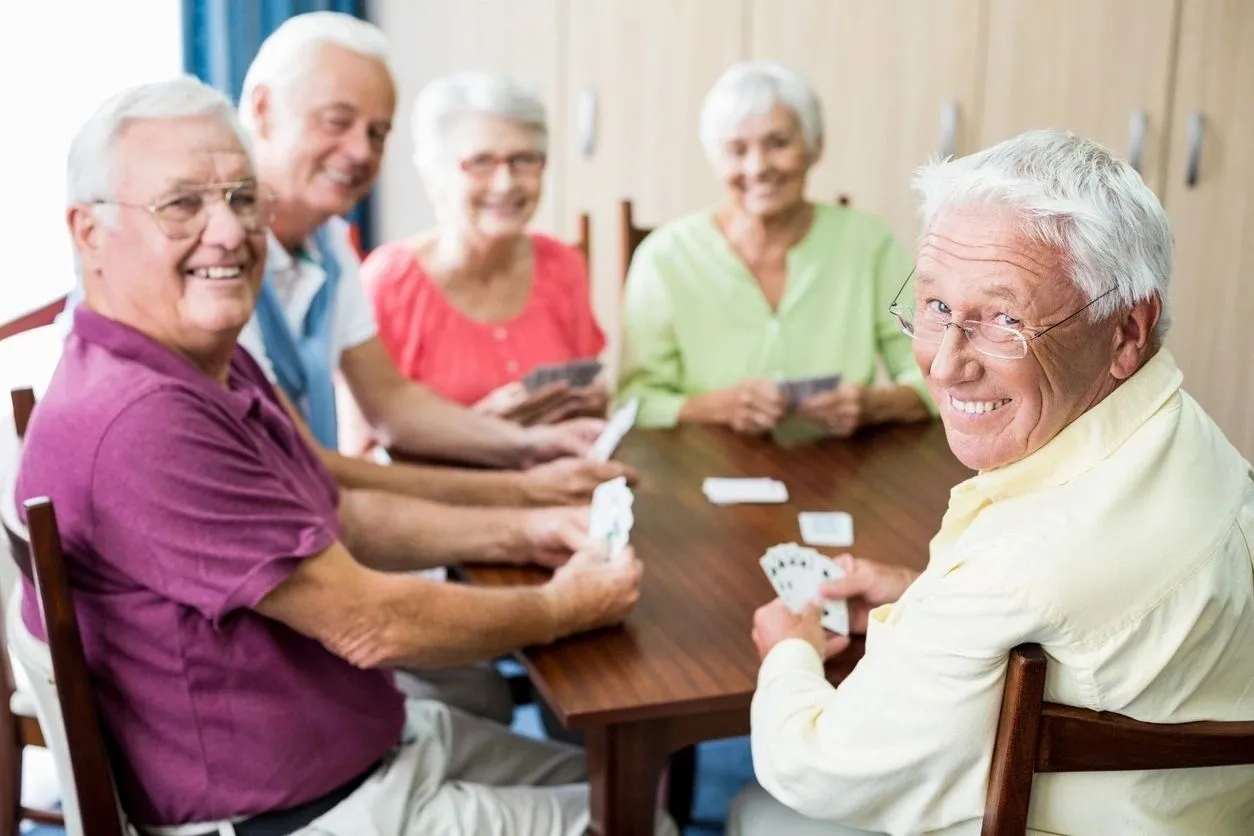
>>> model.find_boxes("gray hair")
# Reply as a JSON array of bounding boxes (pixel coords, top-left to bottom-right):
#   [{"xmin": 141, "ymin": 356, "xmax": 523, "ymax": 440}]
[
  {"xmin": 411, "ymin": 72, "xmax": 548, "ymax": 171},
  {"xmin": 912, "ymin": 129, "xmax": 1173, "ymax": 339},
  {"xmin": 698, "ymin": 61, "xmax": 823, "ymax": 158},
  {"xmin": 239, "ymin": 11, "xmax": 390, "ymax": 131},
  {"xmin": 66, "ymin": 75, "xmax": 248, "ymax": 212}
]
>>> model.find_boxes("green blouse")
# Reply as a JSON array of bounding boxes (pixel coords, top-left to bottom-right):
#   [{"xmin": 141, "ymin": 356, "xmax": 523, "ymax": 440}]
[{"xmin": 617, "ymin": 202, "xmax": 935, "ymax": 428}]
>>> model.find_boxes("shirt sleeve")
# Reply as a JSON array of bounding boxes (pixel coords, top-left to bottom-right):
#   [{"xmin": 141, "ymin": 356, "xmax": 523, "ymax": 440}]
[
  {"xmin": 873, "ymin": 235, "xmax": 937, "ymax": 415},
  {"xmin": 750, "ymin": 570, "xmax": 1047, "ymax": 833},
  {"xmin": 329, "ymin": 219, "xmax": 380, "ymax": 357},
  {"xmin": 90, "ymin": 386, "xmax": 338, "ymax": 627},
  {"xmin": 616, "ymin": 237, "xmax": 688, "ymax": 428}
]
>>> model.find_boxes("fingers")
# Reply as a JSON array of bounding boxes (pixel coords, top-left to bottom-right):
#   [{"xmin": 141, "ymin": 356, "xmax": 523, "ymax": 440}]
[
  {"xmin": 819, "ymin": 558, "xmax": 876, "ymax": 601},
  {"xmin": 822, "ymin": 632, "xmax": 852, "ymax": 659}
]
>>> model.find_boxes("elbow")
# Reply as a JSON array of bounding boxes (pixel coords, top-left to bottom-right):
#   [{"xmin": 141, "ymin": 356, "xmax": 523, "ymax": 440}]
[{"xmin": 321, "ymin": 611, "xmax": 401, "ymax": 670}]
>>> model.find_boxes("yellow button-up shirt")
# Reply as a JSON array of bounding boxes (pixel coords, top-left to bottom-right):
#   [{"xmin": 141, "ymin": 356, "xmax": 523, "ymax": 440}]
[{"xmin": 751, "ymin": 350, "xmax": 1254, "ymax": 835}]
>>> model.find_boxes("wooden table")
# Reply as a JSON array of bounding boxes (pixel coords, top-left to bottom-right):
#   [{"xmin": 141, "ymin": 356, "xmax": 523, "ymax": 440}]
[{"xmin": 465, "ymin": 420, "xmax": 972, "ymax": 835}]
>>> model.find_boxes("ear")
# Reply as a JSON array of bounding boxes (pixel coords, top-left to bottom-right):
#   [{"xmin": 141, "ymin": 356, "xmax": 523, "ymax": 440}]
[
  {"xmin": 1109, "ymin": 294, "xmax": 1162, "ymax": 380},
  {"xmin": 67, "ymin": 204, "xmax": 105, "ymax": 274},
  {"xmin": 248, "ymin": 85, "xmax": 272, "ymax": 140}
]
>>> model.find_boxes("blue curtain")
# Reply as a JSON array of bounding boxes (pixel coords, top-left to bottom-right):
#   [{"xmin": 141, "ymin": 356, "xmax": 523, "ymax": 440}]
[{"xmin": 181, "ymin": 0, "xmax": 374, "ymax": 251}]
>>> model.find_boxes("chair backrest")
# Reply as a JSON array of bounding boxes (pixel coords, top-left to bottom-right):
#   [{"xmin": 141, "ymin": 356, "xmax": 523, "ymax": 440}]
[
  {"xmin": 11, "ymin": 388, "xmax": 34, "ymax": 440},
  {"xmin": 982, "ymin": 643, "xmax": 1254, "ymax": 834},
  {"xmin": 573, "ymin": 211, "xmax": 591, "ymax": 271},
  {"xmin": 618, "ymin": 199, "xmax": 652, "ymax": 287},
  {"xmin": 0, "ymin": 297, "xmax": 67, "ymax": 344},
  {"xmin": 22, "ymin": 498, "xmax": 124, "ymax": 836}
]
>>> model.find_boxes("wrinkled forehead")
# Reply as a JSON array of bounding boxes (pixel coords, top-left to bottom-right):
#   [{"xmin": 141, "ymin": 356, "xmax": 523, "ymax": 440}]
[
  {"xmin": 283, "ymin": 43, "xmax": 396, "ymax": 120},
  {"xmin": 112, "ymin": 116, "xmax": 254, "ymax": 198},
  {"xmin": 914, "ymin": 206, "xmax": 1067, "ymax": 294}
]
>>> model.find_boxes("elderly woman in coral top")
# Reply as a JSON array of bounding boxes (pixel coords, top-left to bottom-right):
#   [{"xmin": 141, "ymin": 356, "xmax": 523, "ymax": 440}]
[{"xmin": 361, "ymin": 72, "xmax": 608, "ymax": 425}]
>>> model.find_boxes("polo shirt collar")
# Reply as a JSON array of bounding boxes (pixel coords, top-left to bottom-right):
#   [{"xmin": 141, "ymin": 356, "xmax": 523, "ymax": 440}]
[{"xmin": 70, "ymin": 306, "xmax": 260, "ymax": 421}]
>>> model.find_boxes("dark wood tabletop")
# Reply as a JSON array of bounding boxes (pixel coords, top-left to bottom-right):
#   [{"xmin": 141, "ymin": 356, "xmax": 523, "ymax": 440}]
[{"xmin": 465, "ymin": 419, "xmax": 973, "ymax": 729}]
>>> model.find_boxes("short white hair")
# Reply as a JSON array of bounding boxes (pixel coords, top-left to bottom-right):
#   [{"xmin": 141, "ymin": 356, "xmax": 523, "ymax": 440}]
[
  {"xmin": 239, "ymin": 11, "xmax": 390, "ymax": 131},
  {"xmin": 66, "ymin": 75, "xmax": 248, "ymax": 209},
  {"xmin": 913, "ymin": 129, "xmax": 1173, "ymax": 339},
  {"xmin": 411, "ymin": 72, "xmax": 547, "ymax": 171},
  {"xmin": 698, "ymin": 61, "xmax": 823, "ymax": 158}
]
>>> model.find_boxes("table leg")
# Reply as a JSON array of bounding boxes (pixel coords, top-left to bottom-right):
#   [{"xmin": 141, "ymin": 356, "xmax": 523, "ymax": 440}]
[{"xmin": 585, "ymin": 718, "xmax": 674, "ymax": 836}]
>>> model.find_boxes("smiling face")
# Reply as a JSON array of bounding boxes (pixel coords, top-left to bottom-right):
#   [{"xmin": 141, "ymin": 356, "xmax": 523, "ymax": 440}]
[
  {"xmin": 913, "ymin": 206, "xmax": 1144, "ymax": 471},
  {"xmin": 70, "ymin": 115, "xmax": 267, "ymax": 362},
  {"xmin": 428, "ymin": 113, "xmax": 545, "ymax": 241},
  {"xmin": 252, "ymin": 42, "xmax": 396, "ymax": 219},
  {"xmin": 709, "ymin": 104, "xmax": 813, "ymax": 220}
]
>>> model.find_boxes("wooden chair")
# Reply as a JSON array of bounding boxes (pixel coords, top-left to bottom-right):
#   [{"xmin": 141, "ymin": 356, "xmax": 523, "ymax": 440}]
[
  {"xmin": 982, "ymin": 643, "xmax": 1254, "ymax": 834},
  {"xmin": 0, "ymin": 388, "xmax": 62, "ymax": 836},
  {"xmin": 573, "ymin": 211, "xmax": 591, "ymax": 270},
  {"xmin": 21, "ymin": 498, "xmax": 125, "ymax": 836},
  {"xmin": 0, "ymin": 298, "xmax": 67, "ymax": 344}
]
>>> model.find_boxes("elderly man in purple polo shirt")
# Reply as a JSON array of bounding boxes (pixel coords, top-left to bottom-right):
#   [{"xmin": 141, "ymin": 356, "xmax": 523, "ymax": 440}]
[{"xmin": 15, "ymin": 76, "xmax": 676, "ymax": 836}]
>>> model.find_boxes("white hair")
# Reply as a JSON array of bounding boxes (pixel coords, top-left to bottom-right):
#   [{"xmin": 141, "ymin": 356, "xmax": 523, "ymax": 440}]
[
  {"xmin": 411, "ymin": 72, "xmax": 548, "ymax": 171},
  {"xmin": 912, "ymin": 129, "xmax": 1173, "ymax": 339},
  {"xmin": 239, "ymin": 11, "xmax": 390, "ymax": 131},
  {"xmin": 66, "ymin": 74, "xmax": 248, "ymax": 212},
  {"xmin": 698, "ymin": 61, "xmax": 823, "ymax": 158}
]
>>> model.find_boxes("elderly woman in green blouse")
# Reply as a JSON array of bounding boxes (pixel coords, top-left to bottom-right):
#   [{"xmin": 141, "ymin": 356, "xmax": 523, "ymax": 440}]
[{"xmin": 618, "ymin": 61, "xmax": 934, "ymax": 435}]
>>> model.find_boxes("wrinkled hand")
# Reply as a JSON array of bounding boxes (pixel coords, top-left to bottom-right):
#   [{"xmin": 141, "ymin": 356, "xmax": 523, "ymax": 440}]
[
  {"xmin": 752, "ymin": 598, "xmax": 846, "ymax": 660},
  {"xmin": 544, "ymin": 544, "xmax": 643, "ymax": 636},
  {"xmin": 716, "ymin": 378, "xmax": 787, "ymax": 434},
  {"xmin": 521, "ymin": 418, "xmax": 606, "ymax": 464},
  {"xmin": 520, "ymin": 456, "xmax": 639, "ymax": 506},
  {"xmin": 522, "ymin": 505, "xmax": 590, "ymax": 569},
  {"xmin": 796, "ymin": 382, "xmax": 867, "ymax": 437},
  {"xmin": 514, "ymin": 382, "xmax": 612, "ymax": 426},
  {"xmin": 819, "ymin": 554, "xmax": 918, "ymax": 636},
  {"xmin": 473, "ymin": 381, "xmax": 530, "ymax": 417}
]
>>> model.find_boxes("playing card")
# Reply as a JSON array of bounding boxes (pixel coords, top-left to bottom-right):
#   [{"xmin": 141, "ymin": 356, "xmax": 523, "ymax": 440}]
[
  {"xmin": 798, "ymin": 511, "xmax": 855, "ymax": 548},
  {"xmin": 812, "ymin": 553, "xmax": 850, "ymax": 635},
  {"xmin": 758, "ymin": 552, "xmax": 800, "ymax": 608},
  {"xmin": 779, "ymin": 374, "xmax": 842, "ymax": 411},
  {"xmin": 589, "ymin": 477, "xmax": 634, "ymax": 561},
  {"xmin": 702, "ymin": 477, "xmax": 788, "ymax": 505},
  {"xmin": 523, "ymin": 359, "xmax": 603, "ymax": 392},
  {"xmin": 757, "ymin": 543, "xmax": 850, "ymax": 636},
  {"xmin": 589, "ymin": 397, "xmax": 638, "ymax": 462},
  {"xmin": 564, "ymin": 359, "xmax": 603, "ymax": 388}
]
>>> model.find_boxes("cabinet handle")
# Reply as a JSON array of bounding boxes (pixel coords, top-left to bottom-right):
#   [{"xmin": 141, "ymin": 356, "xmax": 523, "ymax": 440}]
[
  {"xmin": 1128, "ymin": 109, "xmax": 1148, "ymax": 174},
  {"xmin": 578, "ymin": 87, "xmax": 597, "ymax": 157},
  {"xmin": 939, "ymin": 101, "xmax": 959, "ymax": 160},
  {"xmin": 1185, "ymin": 112, "xmax": 1205, "ymax": 188}
]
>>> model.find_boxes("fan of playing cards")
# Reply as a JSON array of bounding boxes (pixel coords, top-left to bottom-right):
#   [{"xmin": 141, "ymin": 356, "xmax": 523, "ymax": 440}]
[
  {"xmin": 759, "ymin": 543, "xmax": 850, "ymax": 635},
  {"xmin": 778, "ymin": 374, "xmax": 842, "ymax": 411},
  {"xmin": 588, "ymin": 476, "xmax": 634, "ymax": 561},
  {"xmin": 523, "ymin": 358, "xmax": 603, "ymax": 392}
]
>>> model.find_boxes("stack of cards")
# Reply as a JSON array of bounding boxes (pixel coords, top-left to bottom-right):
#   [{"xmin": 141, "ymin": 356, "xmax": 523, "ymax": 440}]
[
  {"xmin": 523, "ymin": 358, "xmax": 603, "ymax": 392},
  {"xmin": 798, "ymin": 511, "xmax": 854, "ymax": 548},
  {"xmin": 702, "ymin": 477, "xmax": 789, "ymax": 505},
  {"xmin": 759, "ymin": 543, "xmax": 850, "ymax": 635},
  {"xmin": 778, "ymin": 374, "xmax": 842, "ymax": 411},
  {"xmin": 589, "ymin": 397, "xmax": 638, "ymax": 462},
  {"xmin": 588, "ymin": 476, "xmax": 634, "ymax": 561}
]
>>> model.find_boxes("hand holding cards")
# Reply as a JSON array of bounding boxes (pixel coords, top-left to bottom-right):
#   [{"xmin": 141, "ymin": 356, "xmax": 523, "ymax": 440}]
[
  {"xmin": 588, "ymin": 477, "xmax": 634, "ymax": 561},
  {"xmin": 524, "ymin": 358, "xmax": 603, "ymax": 392},
  {"xmin": 779, "ymin": 374, "xmax": 842, "ymax": 411},
  {"xmin": 758, "ymin": 543, "xmax": 849, "ymax": 635}
]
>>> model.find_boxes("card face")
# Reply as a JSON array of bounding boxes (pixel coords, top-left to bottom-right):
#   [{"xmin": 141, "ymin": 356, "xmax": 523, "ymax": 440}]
[
  {"xmin": 523, "ymin": 358, "xmax": 604, "ymax": 392},
  {"xmin": 798, "ymin": 511, "xmax": 855, "ymax": 548},
  {"xmin": 779, "ymin": 374, "xmax": 842, "ymax": 411},
  {"xmin": 589, "ymin": 476, "xmax": 634, "ymax": 561},
  {"xmin": 812, "ymin": 554, "xmax": 850, "ymax": 635},
  {"xmin": 757, "ymin": 542, "xmax": 851, "ymax": 636},
  {"xmin": 589, "ymin": 397, "xmax": 638, "ymax": 462},
  {"xmin": 702, "ymin": 477, "xmax": 789, "ymax": 505}
]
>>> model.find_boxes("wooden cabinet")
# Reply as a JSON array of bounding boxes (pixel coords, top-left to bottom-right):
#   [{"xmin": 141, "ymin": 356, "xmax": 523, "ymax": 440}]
[
  {"xmin": 1160, "ymin": 0, "xmax": 1254, "ymax": 455},
  {"xmin": 369, "ymin": 0, "xmax": 564, "ymax": 242},
  {"xmin": 978, "ymin": 0, "xmax": 1180, "ymax": 194},
  {"xmin": 750, "ymin": 0, "xmax": 984, "ymax": 247}
]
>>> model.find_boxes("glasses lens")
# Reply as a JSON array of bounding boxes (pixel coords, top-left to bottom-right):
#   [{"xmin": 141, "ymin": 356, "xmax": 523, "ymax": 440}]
[
  {"xmin": 967, "ymin": 322, "xmax": 1028, "ymax": 359},
  {"xmin": 153, "ymin": 193, "xmax": 205, "ymax": 239},
  {"xmin": 893, "ymin": 305, "xmax": 947, "ymax": 344},
  {"xmin": 227, "ymin": 184, "xmax": 276, "ymax": 232}
]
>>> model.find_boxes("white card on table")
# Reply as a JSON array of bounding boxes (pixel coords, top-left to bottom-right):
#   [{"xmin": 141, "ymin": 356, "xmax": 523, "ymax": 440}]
[
  {"xmin": 589, "ymin": 477, "xmax": 634, "ymax": 560},
  {"xmin": 589, "ymin": 397, "xmax": 638, "ymax": 462},
  {"xmin": 798, "ymin": 511, "xmax": 855, "ymax": 548},
  {"xmin": 702, "ymin": 477, "xmax": 789, "ymax": 505}
]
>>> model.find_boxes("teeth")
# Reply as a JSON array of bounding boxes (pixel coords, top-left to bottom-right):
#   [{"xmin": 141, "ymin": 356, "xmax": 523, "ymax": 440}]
[
  {"xmin": 325, "ymin": 170, "xmax": 354, "ymax": 186},
  {"xmin": 191, "ymin": 266, "xmax": 242, "ymax": 279},
  {"xmin": 950, "ymin": 395, "xmax": 1010, "ymax": 415}
]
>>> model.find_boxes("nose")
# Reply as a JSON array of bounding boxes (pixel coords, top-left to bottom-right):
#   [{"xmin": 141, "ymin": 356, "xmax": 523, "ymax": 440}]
[
  {"xmin": 341, "ymin": 125, "xmax": 374, "ymax": 165},
  {"xmin": 927, "ymin": 324, "xmax": 981, "ymax": 388},
  {"xmin": 199, "ymin": 195, "xmax": 248, "ymax": 250},
  {"xmin": 743, "ymin": 146, "xmax": 768, "ymax": 178},
  {"xmin": 489, "ymin": 160, "xmax": 516, "ymax": 192}
]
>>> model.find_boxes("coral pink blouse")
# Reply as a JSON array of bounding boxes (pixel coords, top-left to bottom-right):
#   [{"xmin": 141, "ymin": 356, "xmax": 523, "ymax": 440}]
[{"xmin": 360, "ymin": 234, "xmax": 606, "ymax": 406}]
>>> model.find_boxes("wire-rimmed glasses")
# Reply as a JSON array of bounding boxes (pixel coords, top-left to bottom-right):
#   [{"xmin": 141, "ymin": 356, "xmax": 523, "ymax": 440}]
[{"xmin": 93, "ymin": 179, "xmax": 276, "ymax": 241}]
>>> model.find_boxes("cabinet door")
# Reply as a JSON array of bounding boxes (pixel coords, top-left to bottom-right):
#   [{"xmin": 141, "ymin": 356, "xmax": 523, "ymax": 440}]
[
  {"xmin": 563, "ymin": 0, "xmax": 746, "ymax": 350},
  {"xmin": 750, "ymin": 0, "xmax": 984, "ymax": 247},
  {"xmin": 1160, "ymin": 0, "xmax": 1254, "ymax": 457},
  {"xmin": 979, "ymin": 0, "xmax": 1179, "ymax": 194},
  {"xmin": 369, "ymin": 0, "xmax": 565, "ymax": 242}
]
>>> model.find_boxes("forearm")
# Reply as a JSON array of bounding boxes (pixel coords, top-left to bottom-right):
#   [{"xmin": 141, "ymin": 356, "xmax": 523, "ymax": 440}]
[
  {"xmin": 321, "ymin": 448, "xmax": 527, "ymax": 507},
  {"xmin": 675, "ymin": 390, "xmax": 722, "ymax": 425},
  {"xmin": 371, "ymin": 384, "xmax": 531, "ymax": 469},
  {"xmin": 338, "ymin": 489, "xmax": 528, "ymax": 570},
  {"xmin": 864, "ymin": 384, "xmax": 931, "ymax": 426}
]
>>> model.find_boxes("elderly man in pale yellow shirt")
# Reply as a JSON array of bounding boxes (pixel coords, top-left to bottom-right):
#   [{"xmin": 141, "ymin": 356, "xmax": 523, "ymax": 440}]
[{"xmin": 732, "ymin": 129, "xmax": 1254, "ymax": 835}]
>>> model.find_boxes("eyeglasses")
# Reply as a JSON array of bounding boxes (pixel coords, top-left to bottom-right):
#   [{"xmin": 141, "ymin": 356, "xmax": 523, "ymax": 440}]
[
  {"xmin": 459, "ymin": 151, "xmax": 547, "ymax": 179},
  {"xmin": 93, "ymin": 179, "xmax": 276, "ymax": 241},
  {"xmin": 887, "ymin": 269, "xmax": 1117, "ymax": 360}
]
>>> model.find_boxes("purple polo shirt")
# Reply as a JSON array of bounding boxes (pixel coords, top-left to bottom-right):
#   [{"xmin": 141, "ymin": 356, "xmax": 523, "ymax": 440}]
[{"xmin": 15, "ymin": 307, "xmax": 405, "ymax": 825}]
